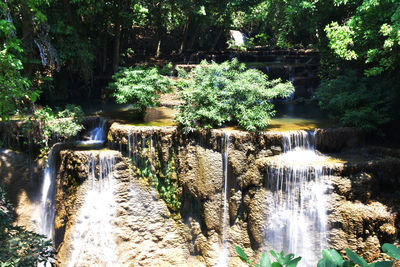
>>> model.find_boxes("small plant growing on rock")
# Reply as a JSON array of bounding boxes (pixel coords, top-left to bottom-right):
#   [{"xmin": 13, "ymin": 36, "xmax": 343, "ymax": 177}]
[
  {"xmin": 235, "ymin": 246, "xmax": 302, "ymax": 267},
  {"xmin": 317, "ymin": 244, "xmax": 399, "ymax": 267}
]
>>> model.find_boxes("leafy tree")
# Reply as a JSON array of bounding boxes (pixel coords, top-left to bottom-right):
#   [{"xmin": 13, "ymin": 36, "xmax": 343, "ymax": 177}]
[
  {"xmin": 0, "ymin": 187, "xmax": 55, "ymax": 266},
  {"xmin": 0, "ymin": 1, "xmax": 40, "ymax": 120},
  {"xmin": 175, "ymin": 59, "xmax": 294, "ymax": 132},
  {"xmin": 316, "ymin": 70, "xmax": 399, "ymax": 132},
  {"xmin": 110, "ymin": 65, "xmax": 173, "ymax": 119},
  {"xmin": 324, "ymin": 0, "xmax": 400, "ymax": 77}
]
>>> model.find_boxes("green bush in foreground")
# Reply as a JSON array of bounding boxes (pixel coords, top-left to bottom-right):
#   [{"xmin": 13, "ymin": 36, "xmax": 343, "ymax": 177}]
[
  {"xmin": 0, "ymin": 188, "xmax": 54, "ymax": 266},
  {"xmin": 175, "ymin": 59, "xmax": 294, "ymax": 133},
  {"xmin": 110, "ymin": 65, "xmax": 173, "ymax": 119},
  {"xmin": 236, "ymin": 246, "xmax": 301, "ymax": 267},
  {"xmin": 236, "ymin": 243, "xmax": 400, "ymax": 267}
]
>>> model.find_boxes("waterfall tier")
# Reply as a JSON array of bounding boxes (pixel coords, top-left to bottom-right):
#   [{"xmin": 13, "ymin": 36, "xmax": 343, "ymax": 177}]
[{"xmin": 265, "ymin": 130, "xmax": 330, "ymax": 266}]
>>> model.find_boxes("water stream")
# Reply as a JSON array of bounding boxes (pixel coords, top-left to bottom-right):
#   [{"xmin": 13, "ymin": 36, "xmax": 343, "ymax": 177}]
[
  {"xmin": 265, "ymin": 130, "xmax": 330, "ymax": 266},
  {"xmin": 90, "ymin": 117, "xmax": 106, "ymax": 141},
  {"xmin": 67, "ymin": 151, "xmax": 118, "ymax": 267},
  {"xmin": 218, "ymin": 132, "xmax": 230, "ymax": 266},
  {"xmin": 39, "ymin": 144, "xmax": 61, "ymax": 239},
  {"xmin": 38, "ymin": 118, "xmax": 107, "ymax": 240}
]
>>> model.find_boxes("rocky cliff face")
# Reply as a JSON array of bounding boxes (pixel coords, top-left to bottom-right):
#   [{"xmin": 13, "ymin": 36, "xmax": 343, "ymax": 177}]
[
  {"xmin": 107, "ymin": 123, "xmax": 400, "ymax": 265},
  {"xmin": 2, "ymin": 122, "xmax": 399, "ymax": 266},
  {"xmin": 0, "ymin": 148, "xmax": 43, "ymax": 232},
  {"xmin": 54, "ymin": 149, "xmax": 203, "ymax": 266}
]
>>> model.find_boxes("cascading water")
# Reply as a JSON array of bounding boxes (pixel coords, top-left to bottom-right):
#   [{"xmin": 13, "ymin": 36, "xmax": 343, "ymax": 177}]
[
  {"xmin": 38, "ymin": 118, "xmax": 107, "ymax": 242},
  {"xmin": 67, "ymin": 151, "xmax": 118, "ymax": 267},
  {"xmin": 39, "ymin": 144, "xmax": 61, "ymax": 239},
  {"xmin": 218, "ymin": 132, "xmax": 230, "ymax": 267},
  {"xmin": 265, "ymin": 130, "xmax": 330, "ymax": 266},
  {"xmin": 76, "ymin": 118, "xmax": 107, "ymax": 148},
  {"xmin": 90, "ymin": 118, "xmax": 106, "ymax": 141}
]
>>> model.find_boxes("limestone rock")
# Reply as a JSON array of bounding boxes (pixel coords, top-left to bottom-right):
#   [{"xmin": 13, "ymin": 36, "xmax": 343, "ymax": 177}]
[
  {"xmin": 328, "ymin": 198, "xmax": 397, "ymax": 262},
  {"xmin": 315, "ymin": 127, "xmax": 363, "ymax": 152}
]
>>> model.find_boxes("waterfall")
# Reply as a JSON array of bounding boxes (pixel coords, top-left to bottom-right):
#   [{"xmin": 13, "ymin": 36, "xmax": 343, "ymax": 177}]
[
  {"xmin": 67, "ymin": 151, "xmax": 118, "ymax": 267},
  {"xmin": 218, "ymin": 132, "xmax": 230, "ymax": 267},
  {"xmin": 265, "ymin": 130, "xmax": 329, "ymax": 266},
  {"xmin": 77, "ymin": 118, "xmax": 107, "ymax": 148},
  {"xmin": 39, "ymin": 144, "xmax": 61, "ymax": 239},
  {"xmin": 89, "ymin": 117, "xmax": 106, "ymax": 141}
]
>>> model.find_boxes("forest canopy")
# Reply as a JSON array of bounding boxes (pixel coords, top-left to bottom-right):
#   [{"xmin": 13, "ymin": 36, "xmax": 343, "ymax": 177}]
[{"xmin": 0, "ymin": 0, "xmax": 399, "ymax": 131}]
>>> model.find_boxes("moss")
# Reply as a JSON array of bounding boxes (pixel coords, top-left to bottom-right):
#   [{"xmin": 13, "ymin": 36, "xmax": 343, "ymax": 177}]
[{"xmin": 130, "ymin": 135, "xmax": 182, "ymax": 215}]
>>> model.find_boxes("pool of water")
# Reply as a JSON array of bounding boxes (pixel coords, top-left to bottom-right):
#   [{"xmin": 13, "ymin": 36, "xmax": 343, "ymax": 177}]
[
  {"xmin": 267, "ymin": 103, "xmax": 332, "ymax": 131},
  {"xmin": 87, "ymin": 102, "xmax": 333, "ymax": 131}
]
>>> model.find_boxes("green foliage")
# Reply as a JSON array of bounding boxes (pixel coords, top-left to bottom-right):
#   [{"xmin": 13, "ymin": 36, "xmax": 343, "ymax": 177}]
[
  {"xmin": 316, "ymin": 71, "xmax": 398, "ymax": 132},
  {"xmin": 0, "ymin": 3, "xmax": 40, "ymax": 121},
  {"xmin": 0, "ymin": 187, "xmax": 54, "ymax": 266},
  {"xmin": 382, "ymin": 244, "xmax": 400, "ymax": 260},
  {"xmin": 133, "ymin": 140, "xmax": 181, "ymax": 213},
  {"xmin": 35, "ymin": 104, "xmax": 85, "ymax": 146},
  {"xmin": 324, "ymin": 0, "xmax": 400, "ymax": 76},
  {"xmin": 237, "ymin": 244, "xmax": 400, "ymax": 267},
  {"xmin": 110, "ymin": 66, "xmax": 173, "ymax": 119},
  {"xmin": 235, "ymin": 246, "xmax": 302, "ymax": 267},
  {"xmin": 318, "ymin": 245, "xmax": 395, "ymax": 267},
  {"xmin": 175, "ymin": 59, "xmax": 294, "ymax": 132}
]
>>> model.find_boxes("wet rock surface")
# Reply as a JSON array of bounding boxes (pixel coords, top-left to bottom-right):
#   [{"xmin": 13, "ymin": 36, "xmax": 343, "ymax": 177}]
[
  {"xmin": 2, "ymin": 123, "xmax": 399, "ymax": 266},
  {"xmin": 0, "ymin": 149, "xmax": 42, "ymax": 232},
  {"xmin": 106, "ymin": 124, "xmax": 400, "ymax": 266},
  {"xmin": 55, "ymin": 150, "xmax": 201, "ymax": 267}
]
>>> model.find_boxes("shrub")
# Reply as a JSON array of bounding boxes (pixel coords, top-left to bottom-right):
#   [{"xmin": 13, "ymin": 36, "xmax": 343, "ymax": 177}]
[
  {"xmin": 316, "ymin": 70, "xmax": 399, "ymax": 132},
  {"xmin": 34, "ymin": 104, "xmax": 85, "ymax": 147},
  {"xmin": 175, "ymin": 59, "xmax": 294, "ymax": 132},
  {"xmin": 236, "ymin": 244, "xmax": 400, "ymax": 267},
  {"xmin": 235, "ymin": 246, "xmax": 301, "ymax": 267},
  {"xmin": 110, "ymin": 65, "xmax": 173, "ymax": 119}
]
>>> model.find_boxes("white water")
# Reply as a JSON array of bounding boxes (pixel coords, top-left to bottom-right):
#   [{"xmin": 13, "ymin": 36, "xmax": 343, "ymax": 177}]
[
  {"xmin": 90, "ymin": 118, "xmax": 106, "ymax": 141},
  {"xmin": 67, "ymin": 151, "xmax": 118, "ymax": 267},
  {"xmin": 38, "ymin": 144, "xmax": 61, "ymax": 239},
  {"xmin": 265, "ymin": 130, "xmax": 329, "ymax": 266},
  {"xmin": 230, "ymin": 30, "xmax": 246, "ymax": 46},
  {"xmin": 217, "ymin": 132, "xmax": 230, "ymax": 267},
  {"xmin": 76, "ymin": 118, "xmax": 107, "ymax": 147}
]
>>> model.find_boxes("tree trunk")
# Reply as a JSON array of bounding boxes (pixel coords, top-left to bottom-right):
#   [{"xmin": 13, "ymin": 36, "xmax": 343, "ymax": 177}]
[
  {"xmin": 155, "ymin": 37, "xmax": 162, "ymax": 58},
  {"xmin": 179, "ymin": 16, "xmax": 189, "ymax": 54},
  {"xmin": 186, "ymin": 19, "xmax": 200, "ymax": 51},
  {"xmin": 21, "ymin": 4, "xmax": 34, "ymax": 77},
  {"xmin": 102, "ymin": 33, "xmax": 108, "ymax": 73},
  {"xmin": 112, "ymin": 21, "xmax": 121, "ymax": 73},
  {"xmin": 210, "ymin": 28, "xmax": 224, "ymax": 51}
]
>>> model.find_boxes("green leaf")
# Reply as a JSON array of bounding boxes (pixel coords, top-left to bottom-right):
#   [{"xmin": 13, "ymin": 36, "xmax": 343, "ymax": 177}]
[
  {"xmin": 270, "ymin": 250, "xmax": 280, "ymax": 262},
  {"xmin": 260, "ymin": 252, "xmax": 271, "ymax": 267},
  {"xmin": 283, "ymin": 253, "xmax": 295, "ymax": 264},
  {"xmin": 368, "ymin": 261, "xmax": 394, "ymax": 267},
  {"xmin": 318, "ymin": 258, "xmax": 336, "ymax": 267},
  {"xmin": 271, "ymin": 262, "xmax": 283, "ymax": 267},
  {"xmin": 287, "ymin": 257, "xmax": 302, "ymax": 267},
  {"xmin": 346, "ymin": 249, "xmax": 368, "ymax": 267},
  {"xmin": 235, "ymin": 246, "xmax": 251, "ymax": 264},
  {"xmin": 343, "ymin": 260, "xmax": 355, "ymax": 267},
  {"xmin": 382, "ymin": 243, "xmax": 400, "ymax": 260},
  {"xmin": 322, "ymin": 249, "xmax": 344, "ymax": 266}
]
